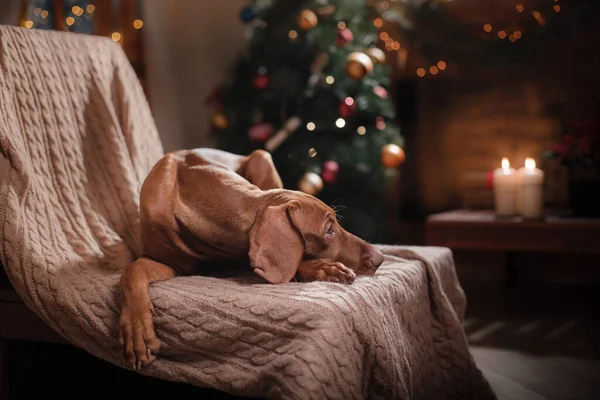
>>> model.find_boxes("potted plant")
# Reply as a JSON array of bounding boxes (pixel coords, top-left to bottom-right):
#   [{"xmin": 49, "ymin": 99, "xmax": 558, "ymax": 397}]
[{"xmin": 545, "ymin": 119, "xmax": 600, "ymax": 217}]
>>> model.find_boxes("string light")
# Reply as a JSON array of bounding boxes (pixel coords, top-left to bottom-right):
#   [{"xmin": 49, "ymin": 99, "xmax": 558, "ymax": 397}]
[
  {"xmin": 369, "ymin": 5, "xmax": 538, "ymax": 79},
  {"xmin": 308, "ymin": 148, "xmax": 317, "ymax": 157},
  {"xmin": 65, "ymin": 16, "xmax": 75, "ymax": 26},
  {"xmin": 554, "ymin": 5, "xmax": 561, "ymax": 12},
  {"xmin": 41, "ymin": 10, "xmax": 48, "ymax": 18},
  {"xmin": 24, "ymin": 20, "xmax": 33, "ymax": 28},
  {"xmin": 306, "ymin": 122, "xmax": 316, "ymax": 131},
  {"xmin": 111, "ymin": 32, "xmax": 122, "ymax": 42},
  {"xmin": 337, "ymin": 21, "xmax": 346, "ymax": 29},
  {"xmin": 133, "ymin": 19, "xmax": 143, "ymax": 29},
  {"xmin": 86, "ymin": 4, "xmax": 95, "ymax": 13},
  {"xmin": 373, "ymin": 21, "xmax": 406, "ymax": 63},
  {"xmin": 357, "ymin": 126, "xmax": 366, "ymax": 135},
  {"xmin": 72, "ymin": 6, "xmax": 83, "ymax": 16},
  {"xmin": 335, "ymin": 118, "xmax": 346, "ymax": 128},
  {"xmin": 33, "ymin": 7, "xmax": 41, "ymax": 15},
  {"xmin": 380, "ymin": 1, "xmax": 389, "ymax": 10},
  {"xmin": 371, "ymin": 16, "xmax": 444, "ymax": 78},
  {"xmin": 325, "ymin": 76, "xmax": 334, "ymax": 84}
]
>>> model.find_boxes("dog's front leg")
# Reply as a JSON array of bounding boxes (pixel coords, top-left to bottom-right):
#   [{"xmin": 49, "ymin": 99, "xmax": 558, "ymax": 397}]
[
  {"xmin": 295, "ymin": 259, "xmax": 356, "ymax": 284},
  {"xmin": 118, "ymin": 257, "xmax": 175, "ymax": 369}
]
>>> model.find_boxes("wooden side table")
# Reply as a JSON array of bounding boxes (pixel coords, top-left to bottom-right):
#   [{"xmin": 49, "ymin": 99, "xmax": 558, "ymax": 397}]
[{"xmin": 425, "ymin": 209, "xmax": 600, "ymax": 287}]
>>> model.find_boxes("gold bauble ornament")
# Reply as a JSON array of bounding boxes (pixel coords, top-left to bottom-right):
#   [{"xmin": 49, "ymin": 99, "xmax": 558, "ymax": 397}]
[
  {"xmin": 211, "ymin": 113, "xmax": 228, "ymax": 130},
  {"xmin": 298, "ymin": 172, "xmax": 323, "ymax": 196},
  {"xmin": 381, "ymin": 144, "xmax": 405, "ymax": 168},
  {"xmin": 297, "ymin": 9, "xmax": 318, "ymax": 31},
  {"xmin": 345, "ymin": 52, "xmax": 374, "ymax": 80},
  {"xmin": 365, "ymin": 47, "xmax": 386, "ymax": 65}
]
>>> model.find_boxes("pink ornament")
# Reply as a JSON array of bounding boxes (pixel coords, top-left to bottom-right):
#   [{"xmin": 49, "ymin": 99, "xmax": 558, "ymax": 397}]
[
  {"xmin": 253, "ymin": 74, "xmax": 269, "ymax": 90},
  {"xmin": 322, "ymin": 160, "xmax": 339, "ymax": 184},
  {"xmin": 338, "ymin": 96, "xmax": 356, "ymax": 118},
  {"xmin": 337, "ymin": 28, "xmax": 353, "ymax": 47},
  {"xmin": 374, "ymin": 86, "xmax": 388, "ymax": 98},
  {"xmin": 376, "ymin": 116, "xmax": 386, "ymax": 130},
  {"xmin": 249, "ymin": 123, "xmax": 274, "ymax": 142}
]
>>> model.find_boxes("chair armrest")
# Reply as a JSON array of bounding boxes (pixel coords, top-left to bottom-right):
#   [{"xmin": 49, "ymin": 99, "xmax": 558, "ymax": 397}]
[{"xmin": 0, "ymin": 263, "xmax": 66, "ymax": 344}]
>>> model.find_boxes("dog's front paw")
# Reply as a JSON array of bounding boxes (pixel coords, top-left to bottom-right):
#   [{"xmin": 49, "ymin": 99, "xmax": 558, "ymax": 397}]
[
  {"xmin": 296, "ymin": 260, "xmax": 356, "ymax": 284},
  {"xmin": 318, "ymin": 262, "xmax": 356, "ymax": 284},
  {"xmin": 118, "ymin": 300, "xmax": 161, "ymax": 370}
]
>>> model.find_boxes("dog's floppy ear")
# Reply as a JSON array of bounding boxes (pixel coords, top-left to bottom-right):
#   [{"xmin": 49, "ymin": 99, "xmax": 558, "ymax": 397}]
[{"xmin": 248, "ymin": 202, "xmax": 303, "ymax": 284}]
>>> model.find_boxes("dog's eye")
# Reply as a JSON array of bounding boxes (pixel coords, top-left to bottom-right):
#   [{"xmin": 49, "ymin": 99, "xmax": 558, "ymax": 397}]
[{"xmin": 325, "ymin": 224, "xmax": 334, "ymax": 236}]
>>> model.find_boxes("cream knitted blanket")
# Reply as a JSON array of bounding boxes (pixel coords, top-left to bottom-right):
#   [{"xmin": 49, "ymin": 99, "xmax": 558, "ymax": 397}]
[{"xmin": 0, "ymin": 26, "xmax": 495, "ymax": 399}]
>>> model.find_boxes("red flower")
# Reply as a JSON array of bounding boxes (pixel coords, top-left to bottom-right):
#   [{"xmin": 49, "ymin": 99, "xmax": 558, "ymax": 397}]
[
  {"xmin": 552, "ymin": 142, "xmax": 570, "ymax": 156},
  {"xmin": 563, "ymin": 134, "xmax": 573, "ymax": 146}
]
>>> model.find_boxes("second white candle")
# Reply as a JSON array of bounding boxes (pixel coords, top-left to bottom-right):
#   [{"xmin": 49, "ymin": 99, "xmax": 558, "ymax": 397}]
[{"xmin": 516, "ymin": 157, "xmax": 545, "ymax": 219}]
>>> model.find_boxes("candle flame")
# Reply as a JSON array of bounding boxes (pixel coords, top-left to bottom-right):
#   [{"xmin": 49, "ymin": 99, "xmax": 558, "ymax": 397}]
[
  {"xmin": 501, "ymin": 157, "xmax": 510, "ymax": 169},
  {"xmin": 525, "ymin": 157, "xmax": 536, "ymax": 169}
]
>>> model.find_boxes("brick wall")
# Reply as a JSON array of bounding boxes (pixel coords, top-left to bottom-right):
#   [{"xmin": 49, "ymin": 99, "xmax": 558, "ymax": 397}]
[
  {"xmin": 408, "ymin": 20, "xmax": 600, "ymax": 214},
  {"xmin": 416, "ymin": 73, "xmax": 562, "ymax": 211}
]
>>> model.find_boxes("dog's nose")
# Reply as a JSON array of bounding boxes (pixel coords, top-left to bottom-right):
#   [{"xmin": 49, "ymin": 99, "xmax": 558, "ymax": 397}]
[
  {"xmin": 372, "ymin": 252, "xmax": 384, "ymax": 268},
  {"xmin": 366, "ymin": 248, "xmax": 384, "ymax": 269}
]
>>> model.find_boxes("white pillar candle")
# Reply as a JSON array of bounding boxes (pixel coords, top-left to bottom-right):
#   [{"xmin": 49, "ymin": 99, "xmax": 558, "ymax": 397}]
[
  {"xmin": 493, "ymin": 157, "xmax": 518, "ymax": 216},
  {"xmin": 516, "ymin": 157, "xmax": 545, "ymax": 219}
]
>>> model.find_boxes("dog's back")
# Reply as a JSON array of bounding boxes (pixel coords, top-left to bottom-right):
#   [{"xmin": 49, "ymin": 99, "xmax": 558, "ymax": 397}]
[{"xmin": 138, "ymin": 150, "xmax": 263, "ymax": 275}]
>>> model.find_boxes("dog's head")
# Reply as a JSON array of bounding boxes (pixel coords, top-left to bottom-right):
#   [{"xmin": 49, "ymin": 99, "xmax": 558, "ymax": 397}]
[{"xmin": 248, "ymin": 191, "xmax": 384, "ymax": 284}]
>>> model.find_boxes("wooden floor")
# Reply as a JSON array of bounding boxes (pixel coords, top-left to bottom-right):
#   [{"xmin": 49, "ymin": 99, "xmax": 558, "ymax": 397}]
[{"xmin": 463, "ymin": 282, "xmax": 600, "ymax": 400}]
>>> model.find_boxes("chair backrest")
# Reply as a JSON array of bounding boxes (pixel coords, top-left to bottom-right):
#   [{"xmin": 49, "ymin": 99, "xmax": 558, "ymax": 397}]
[{"xmin": 0, "ymin": 25, "xmax": 164, "ymax": 275}]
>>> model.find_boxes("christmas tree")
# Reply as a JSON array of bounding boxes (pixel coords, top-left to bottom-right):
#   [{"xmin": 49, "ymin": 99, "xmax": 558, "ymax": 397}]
[{"xmin": 208, "ymin": 0, "xmax": 405, "ymax": 243}]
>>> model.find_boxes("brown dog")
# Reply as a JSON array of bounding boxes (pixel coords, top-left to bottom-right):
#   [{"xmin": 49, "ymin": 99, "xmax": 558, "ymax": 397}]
[{"xmin": 118, "ymin": 148, "xmax": 384, "ymax": 369}]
